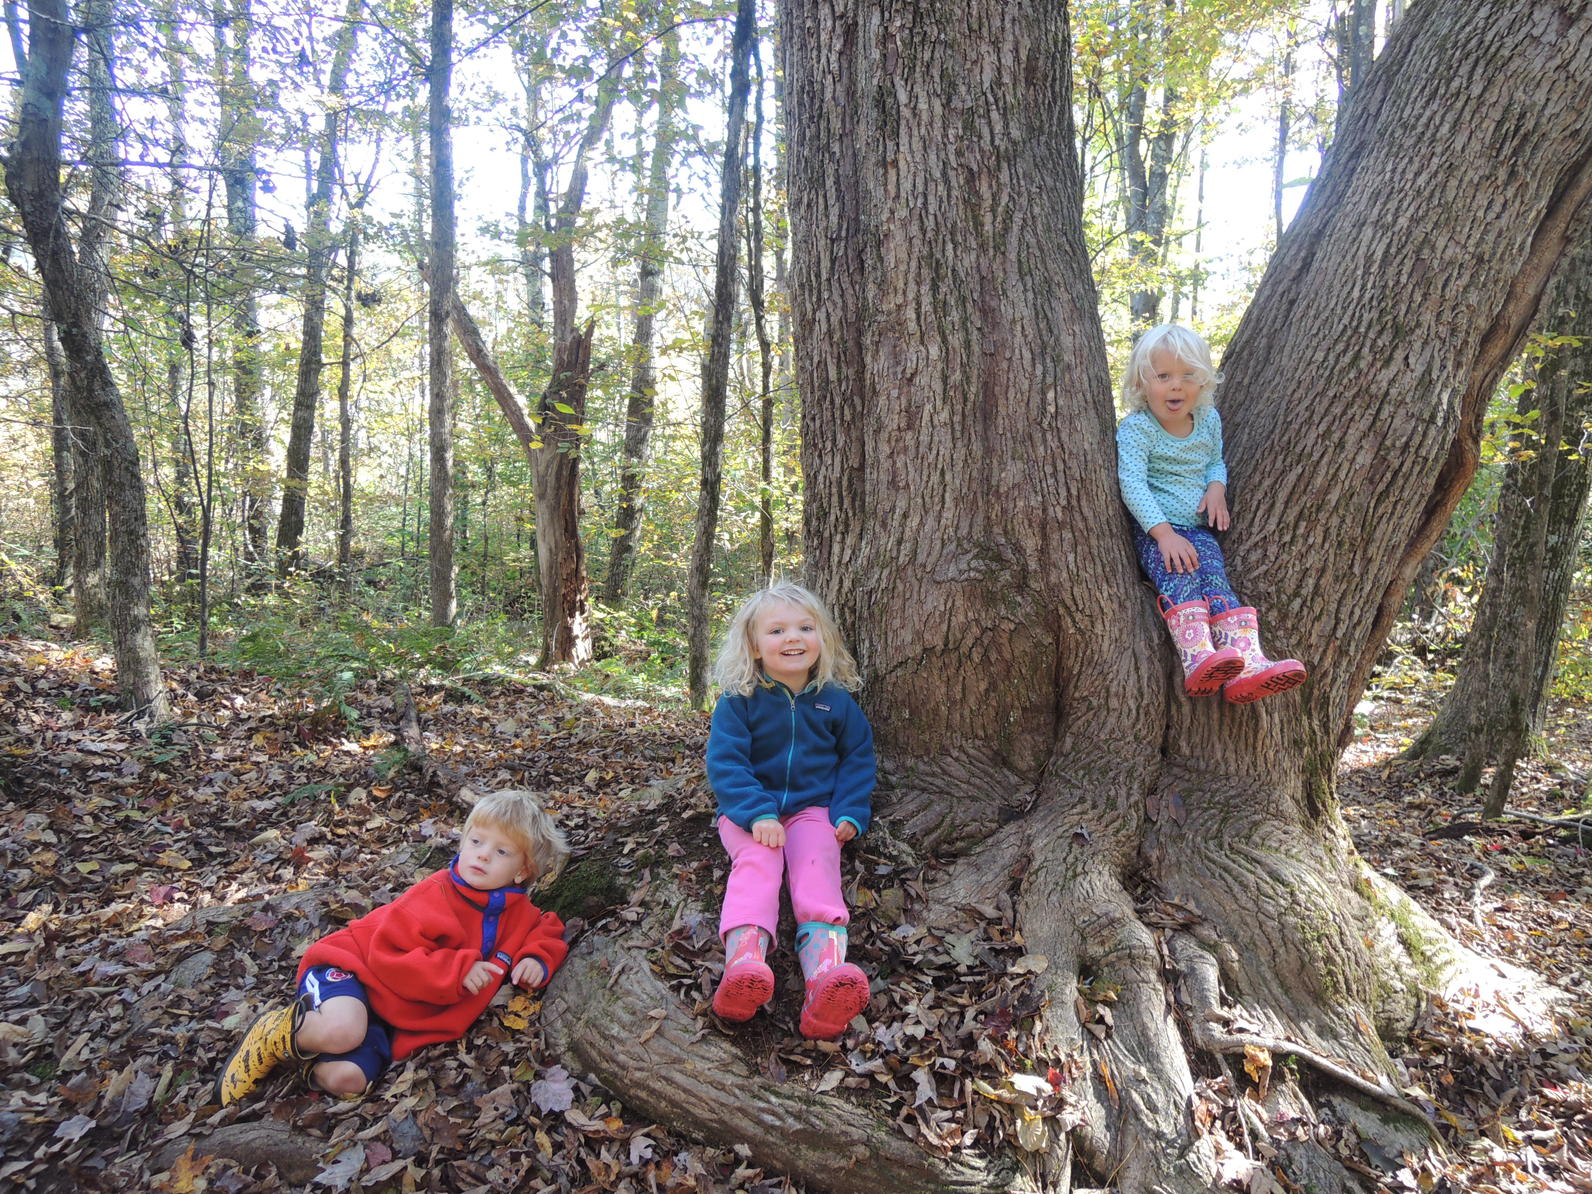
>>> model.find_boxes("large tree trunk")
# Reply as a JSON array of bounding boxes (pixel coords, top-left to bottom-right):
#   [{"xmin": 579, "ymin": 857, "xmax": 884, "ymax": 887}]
[
  {"xmin": 1404, "ymin": 220, "xmax": 1592, "ymax": 793},
  {"xmin": 427, "ymin": 0, "xmax": 456, "ymax": 627},
  {"xmin": 686, "ymin": 0, "xmax": 756, "ymax": 708},
  {"xmin": 546, "ymin": 3, "xmax": 1592, "ymax": 1193},
  {"xmin": 604, "ymin": 24, "xmax": 680, "ymax": 606},
  {"xmin": 275, "ymin": 0, "xmax": 359, "ymax": 576},
  {"xmin": 6, "ymin": 0, "xmax": 169, "ymax": 721}
]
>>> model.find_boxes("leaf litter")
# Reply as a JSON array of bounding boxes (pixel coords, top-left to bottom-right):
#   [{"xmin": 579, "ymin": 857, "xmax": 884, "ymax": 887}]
[{"xmin": 1, "ymin": 633, "xmax": 1589, "ymax": 1192}]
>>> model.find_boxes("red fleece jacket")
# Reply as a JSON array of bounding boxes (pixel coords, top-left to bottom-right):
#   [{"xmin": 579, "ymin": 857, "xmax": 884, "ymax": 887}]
[{"xmin": 297, "ymin": 866, "xmax": 567, "ymax": 1060}]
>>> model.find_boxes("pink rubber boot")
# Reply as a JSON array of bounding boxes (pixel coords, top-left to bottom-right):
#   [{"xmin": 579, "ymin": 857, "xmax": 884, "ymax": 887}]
[
  {"xmin": 1208, "ymin": 606, "xmax": 1306, "ymax": 703},
  {"xmin": 1162, "ymin": 599, "xmax": 1244, "ymax": 696},
  {"xmin": 713, "ymin": 925, "xmax": 774, "ymax": 1022},
  {"xmin": 796, "ymin": 922, "xmax": 870, "ymax": 1040}
]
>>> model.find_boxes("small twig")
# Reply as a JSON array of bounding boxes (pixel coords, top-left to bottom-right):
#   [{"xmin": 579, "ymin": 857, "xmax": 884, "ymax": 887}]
[
  {"xmin": 1464, "ymin": 862, "xmax": 1495, "ymax": 929},
  {"xmin": 1218, "ymin": 1053, "xmax": 1256, "ymax": 1158},
  {"xmin": 1453, "ymin": 805, "xmax": 1592, "ymax": 851}
]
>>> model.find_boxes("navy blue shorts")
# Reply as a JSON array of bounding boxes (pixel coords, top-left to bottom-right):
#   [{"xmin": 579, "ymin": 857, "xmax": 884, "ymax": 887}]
[{"xmin": 298, "ymin": 964, "xmax": 393, "ymax": 1084}]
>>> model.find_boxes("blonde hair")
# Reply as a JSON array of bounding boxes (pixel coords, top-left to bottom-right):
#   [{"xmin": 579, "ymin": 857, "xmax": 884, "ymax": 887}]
[
  {"xmin": 462, "ymin": 789, "xmax": 569, "ymax": 885},
  {"xmin": 711, "ymin": 582, "xmax": 862, "ymax": 697},
  {"xmin": 1120, "ymin": 323, "xmax": 1222, "ymax": 413}
]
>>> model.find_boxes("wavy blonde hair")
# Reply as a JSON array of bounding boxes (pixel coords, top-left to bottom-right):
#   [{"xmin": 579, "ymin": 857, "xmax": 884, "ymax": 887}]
[
  {"xmin": 1119, "ymin": 323, "xmax": 1223, "ymax": 414},
  {"xmin": 711, "ymin": 582, "xmax": 862, "ymax": 697},
  {"xmin": 463, "ymin": 789, "xmax": 569, "ymax": 884}
]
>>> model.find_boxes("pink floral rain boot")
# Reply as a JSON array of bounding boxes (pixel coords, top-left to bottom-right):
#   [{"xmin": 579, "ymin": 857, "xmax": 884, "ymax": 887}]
[
  {"xmin": 796, "ymin": 922, "xmax": 870, "ymax": 1040},
  {"xmin": 1161, "ymin": 599, "xmax": 1244, "ymax": 696},
  {"xmin": 1208, "ymin": 606, "xmax": 1306, "ymax": 703},
  {"xmin": 712, "ymin": 925, "xmax": 775, "ymax": 1021}
]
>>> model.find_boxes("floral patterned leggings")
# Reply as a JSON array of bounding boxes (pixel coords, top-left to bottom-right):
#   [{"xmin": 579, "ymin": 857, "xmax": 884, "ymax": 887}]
[{"xmin": 1132, "ymin": 524, "xmax": 1240, "ymax": 615}]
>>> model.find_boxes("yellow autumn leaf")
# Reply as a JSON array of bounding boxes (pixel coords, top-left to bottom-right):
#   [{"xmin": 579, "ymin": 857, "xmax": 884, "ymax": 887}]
[
  {"xmin": 155, "ymin": 849, "xmax": 192, "ymax": 871},
  {"xmin": 1242, "ymin": 1043, "xmax": 1272, "ymax": 1082}
]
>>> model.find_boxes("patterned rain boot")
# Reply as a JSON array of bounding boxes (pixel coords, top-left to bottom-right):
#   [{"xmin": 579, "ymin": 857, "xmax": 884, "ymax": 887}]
[
  {"xmin": 1209, "ymin": 606, "xmax": 1306, "ymax": 703},
  {"xmin": 796, "ymin": 922, "xmax": 871, "ymax": 1041},
  {"xmin": 712, "ymin": 925, "xmax": 775, "ymax": 1022},
  {"xmin": 214, "ymin": 996, "xmax": 312, "ymax": 1106},
  {"xmin": 1162, "ymin": 599, "xmax": 1244, "ymax": 696}
]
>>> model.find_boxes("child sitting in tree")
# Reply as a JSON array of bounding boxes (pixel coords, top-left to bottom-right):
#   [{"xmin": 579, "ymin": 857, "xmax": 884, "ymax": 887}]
[
  {"xmin": 705, "ymin": 583, "xmax": 878, "ymax": 1040},
  {"xmin": 214, "ymin": 789, "xmax": 569, "ymax": 1104},
  {"xmin": 1116, "ymin": 323, "xmax": 1307, "ymax": 703}
]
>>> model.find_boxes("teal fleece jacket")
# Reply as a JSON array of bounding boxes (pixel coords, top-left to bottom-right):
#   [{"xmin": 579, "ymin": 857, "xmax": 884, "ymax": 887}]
[{"xmin": 706, "ymin": 677, "xmax": 876, "ymax": 835}]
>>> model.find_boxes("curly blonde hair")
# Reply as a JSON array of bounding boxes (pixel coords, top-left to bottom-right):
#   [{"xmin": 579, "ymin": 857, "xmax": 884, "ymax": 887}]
[
  {"xmin": 1119, "ymin": 323, "xmax": 1223, "ymax": 414},
  {"xmin": 711, "ymin": 583, "xmax": 862, "ymax": 698},
  {"xmin": 462, "ymin": 789, "xmax": 569, "ymax": 885}
]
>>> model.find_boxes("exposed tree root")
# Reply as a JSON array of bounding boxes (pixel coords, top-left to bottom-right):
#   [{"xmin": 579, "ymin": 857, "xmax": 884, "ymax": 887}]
[
  {"xmin": 152, "ymin": 1121, "xmax": 327, "ymax": 1184},
  {"xmin": 541, "ymin": 925, "xmax": 1036, "ymax": 1194},
  {"xmin": 393, "ymin": 681, "xmax": 468, "ymax": 802},
  {"xmin": 1167, "ymin": 932, "xmax": 1433, "ymax": 1124}
]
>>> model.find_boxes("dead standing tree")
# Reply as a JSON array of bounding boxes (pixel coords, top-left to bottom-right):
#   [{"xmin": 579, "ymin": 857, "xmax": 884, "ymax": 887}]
[{"xmin": 542, "ymin": 2, "xmax": 1592, "ymax": 1192}]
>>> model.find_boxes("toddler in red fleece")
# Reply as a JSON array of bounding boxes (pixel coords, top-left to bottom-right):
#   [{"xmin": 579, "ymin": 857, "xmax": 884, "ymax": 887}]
[{"xmin": 215, "ymin": 789, "xmax": 568, "ymax": 1104}]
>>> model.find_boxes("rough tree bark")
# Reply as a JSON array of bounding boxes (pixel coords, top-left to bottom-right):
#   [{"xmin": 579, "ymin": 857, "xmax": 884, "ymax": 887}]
[
  {"xmin": 427, "ymin": 0, "xmax": 456, "ymax": 628},
  {"xmin": 274, "ymin": 0, "xmax": 359, "ymax": 577},
  {"xmin": 6, "ymin": 0, "xmax": 169, "ymax": 721},
  {"xmin": 546, "ymin": 3, "xmax": 1592, "ymax": 1193},
  {"xmin": 686, "ymin": 0, "xmax": 756, "ymax": 708},
  {"xmin": 1403, "ymin": 219, "xmax": 1592, "ymax": 801},
  {"xmin": 604, "ymin": 23, "xmax": 680, "ymax": 606}
]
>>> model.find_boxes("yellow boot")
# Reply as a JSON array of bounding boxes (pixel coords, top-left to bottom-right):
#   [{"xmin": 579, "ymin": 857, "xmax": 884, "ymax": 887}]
[{"xmin": 213, "ymin": 998, "xmax": 310, "ymax": 1106}]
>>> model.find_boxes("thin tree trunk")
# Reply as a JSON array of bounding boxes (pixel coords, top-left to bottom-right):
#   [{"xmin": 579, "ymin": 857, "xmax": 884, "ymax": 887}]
[
  {"xmin": 336, "ymin": 216, "xmax": 360, "ymax": 580},
  {"xmin": 6, "ymin": 0, "xmax": 169, "ymax": 720},
  {"xmin": 604, "ymin": 24, "xmax": 680, "ymax": 606},
  {"xmin": 1273, "ymin": 29, "xmax": 1295, "ymax": 246},
  {"xmin": 44, "ymin": 318, "xmax": 73, "ymax": 591},
  {"xmin": 1332, "ymin": 0, "xmax": 1377, "ymax": 134},
  {"xmin": 514, "ymin": 24, "xmax": 552, "ymax": 334},
  {"xmin": 216, "ymin": 0, "xmax": 269, "ymax": 576},
  {"xmin": 1405, "ymin": 221, "xmax": 1592, "ymax": 795},
  {"xmin": 748, "ymin": 43, "xmax": 775, "ymax": 586},
  {"xmin": 427, "ymin": 0, "xmax": 456, "ymax": 628},
  {"xmin": 533, "ymin": 61, "xmax": 624, "ymax": 665},
  {"xmin": 275, "ymin": 0, "xmax": 359, "ymax": 576},
  {"xmin": 686, "ymin": 0, "xmax": 756, "ymax": 708}
]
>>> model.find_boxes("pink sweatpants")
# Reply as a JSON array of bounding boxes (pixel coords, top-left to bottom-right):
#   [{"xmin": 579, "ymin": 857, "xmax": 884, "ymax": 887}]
[{"xmin": 717, "ymin": 806, "xmax": 849, "ymax": 939}]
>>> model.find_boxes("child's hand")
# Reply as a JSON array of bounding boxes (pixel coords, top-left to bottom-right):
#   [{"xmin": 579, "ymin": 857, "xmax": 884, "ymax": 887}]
[
  {"xmin": 1155, "ymin": 530, "xmax": 1200, "ymax": 574},
  {"xmin": 512, "ymin": 956, "xmax": 548, "ymax": 988},
  {"xmin": 463, "ymin": 959, "xmax": 505, "ymax": 995},
  {"xmin": 1197, "ymin": 482, "xmax": 1230, "ymax": 531},
  {"xmin": 751, "ymin": 818, "xmax": 786, "ymax": 848},
  {"xmin": 834, "ymin": 821, "xmax": 857, "ymax": 844}
]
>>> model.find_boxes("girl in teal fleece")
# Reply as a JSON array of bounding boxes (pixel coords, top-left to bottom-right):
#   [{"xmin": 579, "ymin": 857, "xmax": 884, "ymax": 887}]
[{"xmin": 705, "ymin": 583, "xmax": 877, "ymax": 1039}]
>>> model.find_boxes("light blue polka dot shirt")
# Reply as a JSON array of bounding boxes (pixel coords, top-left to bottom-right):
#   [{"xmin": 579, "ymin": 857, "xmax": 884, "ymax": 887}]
[{"xmin": 1116, "ymin": 407, "xmax": 1229, "ymax": 532}]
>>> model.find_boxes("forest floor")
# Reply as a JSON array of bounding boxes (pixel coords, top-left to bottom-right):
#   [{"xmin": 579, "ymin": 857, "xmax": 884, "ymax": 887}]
[{"xmin": 1, "ymin": 631, "xmax": 1589, "ymax": 1194}]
